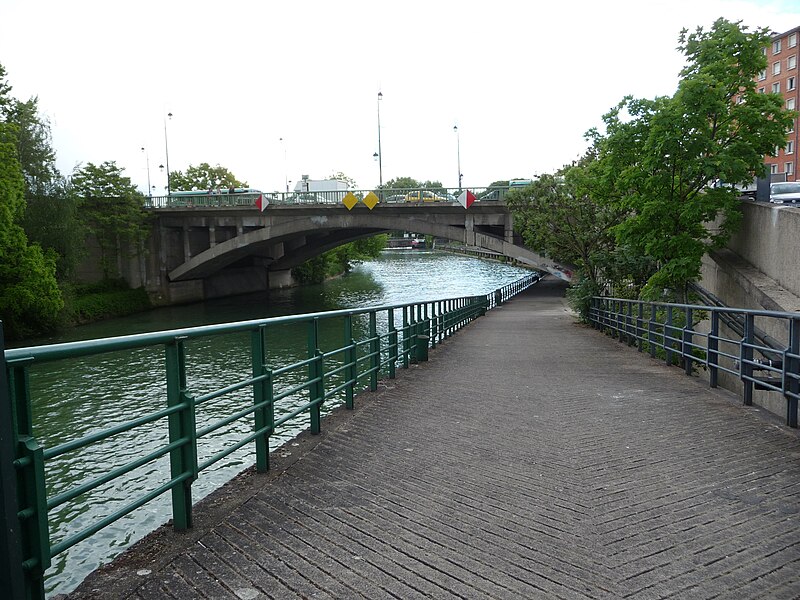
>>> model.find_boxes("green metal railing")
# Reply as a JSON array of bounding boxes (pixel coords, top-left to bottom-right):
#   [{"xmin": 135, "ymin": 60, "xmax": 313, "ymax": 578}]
[
  {"xmin": 1, "ymin": 273, "xmax": 539, "ymax": 599},
  {"xmin": 142, "ymin": 186, "xmax": 513, "ymax": 209},
  {"xmin": 589, "ymin": 296, "xmax": 800, "ymax": 429}
]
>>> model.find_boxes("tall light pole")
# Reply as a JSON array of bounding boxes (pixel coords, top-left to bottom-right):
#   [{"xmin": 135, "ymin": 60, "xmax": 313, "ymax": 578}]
[
  {"xmin": 280, "ymin": 137, "xmax": 288, "ymax": 193},
  {"xmin": 141, "ymin": 147, "xmax": 151, "ymax": 197},
  {"xmin": 377, "ymin": 91, "xmax": 383, "ymax": 197},
  {"xmin": 454, "ymin": 125, "xmax": 462, "ymax": 191},
  {"xmin": 164, "ymin": 112, "xmax": 173, "ymax": 195}
]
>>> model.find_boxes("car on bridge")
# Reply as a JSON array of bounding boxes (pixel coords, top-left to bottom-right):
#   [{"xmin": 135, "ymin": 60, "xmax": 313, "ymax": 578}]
[
  {"xmin": 404, "ymin": 190, "xmax": 448, "ymax": 203},
  {"xmin": 769, "ymin": 181, "xmax": 800, "ymax": 204}
]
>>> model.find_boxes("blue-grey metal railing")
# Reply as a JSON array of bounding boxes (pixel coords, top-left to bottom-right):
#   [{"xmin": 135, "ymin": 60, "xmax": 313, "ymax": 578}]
[
  {"xmin": 142, "ymin": 186, "xmax": 513, "ymax": 209},
  {"xmin": 588, "ymin": 296, "xmax": 800, "ymax": 429},
  {"xmin": 1, "ymin": 273, "xmax": 539, "ymax": 598}
]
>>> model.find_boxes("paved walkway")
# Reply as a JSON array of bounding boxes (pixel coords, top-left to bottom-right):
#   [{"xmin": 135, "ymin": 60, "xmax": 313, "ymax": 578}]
[{"xmin": 69, "ymin": 278, "xmax": 800, "ymax": 599}]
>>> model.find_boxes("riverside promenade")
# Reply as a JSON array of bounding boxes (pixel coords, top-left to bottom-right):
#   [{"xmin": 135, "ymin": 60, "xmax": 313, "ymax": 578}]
[{"xmin": 69, "ymin": 278, "xmax": 800, "ymax": 599}]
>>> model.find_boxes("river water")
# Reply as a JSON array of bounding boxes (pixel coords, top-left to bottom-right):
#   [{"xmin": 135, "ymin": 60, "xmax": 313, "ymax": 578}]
[{"xmin": 25, "ymin": 250, "xmax": 530, "ymax": 596}]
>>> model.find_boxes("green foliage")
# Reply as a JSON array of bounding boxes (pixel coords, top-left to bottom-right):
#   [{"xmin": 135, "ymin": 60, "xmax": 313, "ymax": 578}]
[
  {"xmin": 0, "ymin": 130, "xmax": 63, "ymax": 339},
  {"xmin": 380, "ymin": 177, "xmax": 444, "ymax": 191},
  {"xmin": 71, "ymin": 161, "xmax": 150, "ymax": 279},
  {"xmin": 381, "ymin": 177, "xmax": 420, "ymax": 190},
  {"xmin": 505, "ymin": 163, "xmax": 624, "ymax": 286},
  {"xmin": 66, "ymin": 283, "xmax": 151, "ymax": 324},
  {"xmin": 293, "ymin": 234, "xmax": 388, "ymax": 284},
  {"xmin": 591, "ymin": 18, "xmax": 796, "ymax": 300},
  {"xmin": 328, "ymin": 171, "xmax": 357, "ymax": 189},
  {"xmin": 170, "ymin": 163, "xmax": 247, "ymax": 191},
  {"xmin": 5, "ymin": 96, "xmax": 60, "ymax": 196}
]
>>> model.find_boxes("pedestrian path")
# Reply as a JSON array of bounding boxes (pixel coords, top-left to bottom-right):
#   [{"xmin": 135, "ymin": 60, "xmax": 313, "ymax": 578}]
[{"xmin": 68, "ymin": 278, "xmax": 800, "ymax": 599}]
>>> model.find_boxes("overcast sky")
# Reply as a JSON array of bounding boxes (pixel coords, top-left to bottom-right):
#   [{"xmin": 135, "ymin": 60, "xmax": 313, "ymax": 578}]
[{"xmin": 1, "ymin": 0, "xmax": 799, "ymax": 195}]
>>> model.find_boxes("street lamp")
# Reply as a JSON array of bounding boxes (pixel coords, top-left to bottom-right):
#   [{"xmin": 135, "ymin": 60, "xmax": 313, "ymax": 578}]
[
  {"xmin": 141, "ymin": 147, "xmax": 151, "ymax": 197},
  {"xmin": 279, "ymin": 137, "xmax": 288, "ymax": 193},
  {"xmin": 164, "ymin": 112, "xmax": 173, "ymax": 196},
  {"xmin": 376, "ymin": 91, "xmax": 383, "ymax": 197},
  {"xmin": 453, "ymin": 125, "xmax": 462, "ymax": 191}
]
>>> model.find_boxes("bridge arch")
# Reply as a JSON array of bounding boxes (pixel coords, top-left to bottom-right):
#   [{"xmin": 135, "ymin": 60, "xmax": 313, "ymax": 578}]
[{"xmin": 166, "ymin": 210, "xmax": 571, "ymax": 284}]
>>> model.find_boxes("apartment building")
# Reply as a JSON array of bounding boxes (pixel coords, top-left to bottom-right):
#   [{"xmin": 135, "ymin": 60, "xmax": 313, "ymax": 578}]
[{"xmin": 760, "ymin": 26, "xmax": 800, "ymax": 182}]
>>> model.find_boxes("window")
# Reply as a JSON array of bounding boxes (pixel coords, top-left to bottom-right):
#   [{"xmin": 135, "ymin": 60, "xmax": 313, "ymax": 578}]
[
  {"xmin": 774, "ymin": 61, "xmax": 782, "ymax": 75},
  {"xmin": 790, "ymin": 33, "xmax": 797, "ymax": 48},
  {"xmin": 789, "ymin": 77, "xmax": 797, "ymax": 91},
  {"xmin": 789, "ymin": 120, "xmax": 795, "ymax": 134},
  {"xmin": 771, "ymin": 163, "xmax": 779, "ymax": 174},
  {"xmin": 787, "ymin": 140, "xmax": 795, "ymax": 154},
  {"xmin": 787, "ymin": 162, "xmax": 795, "ymax": 175},
  {"xmin": 789, "ymin": 55, "xmax": 797, "ymax": 70},
  {"xmin": 788, "ymin": 98, "xmax": 796, "ymax": 111},
  {"xmin": 774, "ymin": 145, "xmax": 781, "ymax": 157},
  {"xmin": 774, "ymin": 39, "xmax": 782, "ymax": 54},
  {"xmin": 758, "ymin": 86, "xmax": 766, "ymax": 93},
  {"xmin": 758, "ymin": 68, "xmax": 767, "ymax": 80},
  {"xmin": 773, "ymin": 82, "xmax": 781, "ymax": 93}
]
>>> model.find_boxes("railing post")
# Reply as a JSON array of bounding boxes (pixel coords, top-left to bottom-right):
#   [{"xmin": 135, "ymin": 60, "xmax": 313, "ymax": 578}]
[
  {"xmin": 388, "ymin": 309, "xmax": 398, "ymax": 379},
  {"xmin": 637, "ymin": 303, "xmax": 644, "ymax": 352},
  {"xmin": 343, "ymin": 316, "xmax": 355, "ymax": 409},
  {"xmin": 251, "ymin": 326, "xmax": 272, "ymax": 471},
  {"xmin": 649, "ymin": 304, "xmax": 657, "ymax": 358},
  {"xmin": 165, "ymin": 337, "xmax": 197, "ymax": 531},
  {"xmin": 369, "ymin": 312, "xmax": 379, "ymax": 391},
  {"xmin": 308, "ymin": 319, "xmax": 323, "ymax": 434},
  {"xmin": 402, "ymin": 307, "xmax": 410, "ymax": 368},
  {"xmin": 683, "ymin": 307, "xmax": 694, "ymax": 376},
  {"xmin": 742, "ymin": 314, "xmax": 755, "ymax": 406},
  {"xmin": 786, "ymin": 318, "xmax": 799, "ymax": 427},
  {"xmin": 0, "ymin": 336, "xmax": 26, "ymax": 600},
  {"xmin": 430, "ymin": 302, "xmax": 438, "ymax": 348},
  {"xmin": 665, "ymin": 306, "xmax": 673, "ymax": 365},
  {"xmin": 709, "ymin": 312, "xmax": 720, "ymax": 388}
]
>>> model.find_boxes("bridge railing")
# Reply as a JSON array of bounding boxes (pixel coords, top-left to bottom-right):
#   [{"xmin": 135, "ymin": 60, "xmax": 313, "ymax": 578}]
[
  {"xmin": 1, "ymin": 273, "xmax": 539, "ymax": 598},
  {"xmin": 143, "ymin": 186, "xmax": 514, "ymax": 209},
  {"xmin": 588, "ymin": 296, "xmax": 800, "ymax": 428}
]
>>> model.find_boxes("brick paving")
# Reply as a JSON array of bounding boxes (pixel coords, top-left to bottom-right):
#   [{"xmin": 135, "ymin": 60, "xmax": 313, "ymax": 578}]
[{"xmin": 69, "ymin": 277, "xmax": 800, "ymax": 599}]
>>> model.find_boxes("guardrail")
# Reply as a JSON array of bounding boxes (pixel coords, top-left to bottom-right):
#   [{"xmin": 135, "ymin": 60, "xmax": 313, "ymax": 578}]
[
  {"xmin": 588, "ymin": 297, "xmax": 800, "ymax": 429},
  {"xmin": 1, "ymin": 273, "xmax": 539, "ymax": 598},
  {"xmin": 143, "ymin": 186, "xmax": 514, "ymax": 209}
]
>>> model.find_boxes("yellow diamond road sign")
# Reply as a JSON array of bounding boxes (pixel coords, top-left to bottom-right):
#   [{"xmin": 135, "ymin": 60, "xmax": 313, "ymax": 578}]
[
  {"xmin": 342, "ymin": 192, "xmax": 359, "ymax": 210},
  {"xmin": 362, "ymin": 192, "xmax": 379, "ymax": 210}
]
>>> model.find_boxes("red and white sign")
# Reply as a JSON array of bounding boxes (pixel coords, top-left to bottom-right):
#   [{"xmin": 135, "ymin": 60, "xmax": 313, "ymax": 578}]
[
  {"xmin": 457, "ymin": 190, "xmax": 476, "ymax": 209},
  {"xmin": 255, "ymin": 194, "xmax": 269, "ymax": 212}
]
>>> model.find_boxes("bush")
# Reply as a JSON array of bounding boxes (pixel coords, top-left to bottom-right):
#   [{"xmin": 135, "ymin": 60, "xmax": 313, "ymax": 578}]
[{"xmin": 62, "ymin": 281, "xmax": 151, "ymax": 324}]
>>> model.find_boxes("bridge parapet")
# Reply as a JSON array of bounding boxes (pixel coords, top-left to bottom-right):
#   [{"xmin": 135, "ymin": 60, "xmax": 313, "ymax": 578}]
[{"xmin": 144, "ymin": 187, "xmax": 513, "ymax": 209}]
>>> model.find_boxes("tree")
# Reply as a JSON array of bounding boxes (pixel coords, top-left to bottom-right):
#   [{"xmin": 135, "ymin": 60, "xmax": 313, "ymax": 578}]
[
  {"xmin": 170, "ymin": 163, "xmax": 247, "ymax": 191},
  {"xmin": 71, "ymin": 161, "xmax": 150, "ymax": 280},
  {"xmin": 0, "ymin": 129, "xmax": 62, "ymax": 339},
  {"xmin": 329, "ymin": 171, "xmax": 357, "ymax": 189},
  {"xmin": 381, "ymin": 177, "xmax": 444, "ymax": 191},
  {"xmin": 591, "ymin": 18, "xmax": 796, "ymax": 300},
  {"xmin": 5, "ymin": 97, "xmax": 59, "ymax": 196}
]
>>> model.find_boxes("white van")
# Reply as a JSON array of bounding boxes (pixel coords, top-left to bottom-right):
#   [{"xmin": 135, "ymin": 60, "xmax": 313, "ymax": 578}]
[{"xmin": 769, "ymin": 182, "xmax": 800, "ymax": 204}]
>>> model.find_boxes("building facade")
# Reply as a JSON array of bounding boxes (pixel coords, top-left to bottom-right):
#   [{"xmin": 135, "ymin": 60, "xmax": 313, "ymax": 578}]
[{"xmin": 761, "ymin": 26, "xmax": 800, "ymax": 182}]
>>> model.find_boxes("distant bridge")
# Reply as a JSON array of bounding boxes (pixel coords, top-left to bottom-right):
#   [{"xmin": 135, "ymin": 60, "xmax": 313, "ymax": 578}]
[{"xmin": 134, "ymin": 189, "xmax": 574, "ymax": 305}]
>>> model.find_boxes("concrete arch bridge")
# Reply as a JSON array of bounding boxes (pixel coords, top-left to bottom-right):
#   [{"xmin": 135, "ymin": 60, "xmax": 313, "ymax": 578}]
[{"xmin": 139, "ymin": 201, "xmax": 573, "ymax": 305}]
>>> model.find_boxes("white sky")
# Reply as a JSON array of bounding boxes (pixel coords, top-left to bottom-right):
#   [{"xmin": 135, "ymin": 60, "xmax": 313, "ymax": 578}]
[{"xmin": 1, "ymin": 0, "xmax": 799, "ymax": 194}]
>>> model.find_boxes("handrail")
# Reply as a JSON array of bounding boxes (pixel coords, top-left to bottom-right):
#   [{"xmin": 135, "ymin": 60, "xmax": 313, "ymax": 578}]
[
  {"xmin": 1, "ymin": 272, "xmax": 540, "ymax": 598},
  {"xmin": 588, "ymin": 296, "xmax": 800, "ymax": 430},
  {"xmin": 142, "ymin": 186, "xmax": 513, "ymax": 209}
]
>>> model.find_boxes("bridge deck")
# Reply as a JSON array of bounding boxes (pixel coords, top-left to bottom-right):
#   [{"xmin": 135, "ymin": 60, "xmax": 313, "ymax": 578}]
[{"xmin": 68, "ymin": 279, "xmax": 800, "ymax": 599}]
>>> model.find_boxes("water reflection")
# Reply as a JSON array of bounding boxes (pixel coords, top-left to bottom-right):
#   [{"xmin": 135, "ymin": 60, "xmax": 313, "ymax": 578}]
[{"xmin": 28, "ymin": 250, "xmax": 530, "ymax": 596}]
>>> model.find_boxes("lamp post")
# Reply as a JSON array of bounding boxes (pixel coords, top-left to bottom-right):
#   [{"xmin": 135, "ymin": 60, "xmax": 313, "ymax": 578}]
[
  {"xmin": 377, "ymin": 91, "xmax": 383, "ymax": 197},
  {"xmin": 164, "ymin": 112, "xmax": 173, "ymax": 196},
  {"xmin": 279, "ymin": 137, "xmax": 288, "ymax": 193},
  {"xmin": 141, "ymin": 147, "xmax": 151, "ymax": 197},
  {"xmin": 454, "ymin": 125, "xmax": 462, "ymax": 191}
]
